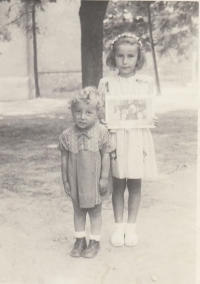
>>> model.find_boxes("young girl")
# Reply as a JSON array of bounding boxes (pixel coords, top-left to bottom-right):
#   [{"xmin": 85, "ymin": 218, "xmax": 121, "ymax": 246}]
[
  {"xmin": 98, "ymin": 33, "xmax": 158, "ymax": 247},
  {"xmin": 59, "ymin": 86, "xmax": 111, "ymax": 258}
]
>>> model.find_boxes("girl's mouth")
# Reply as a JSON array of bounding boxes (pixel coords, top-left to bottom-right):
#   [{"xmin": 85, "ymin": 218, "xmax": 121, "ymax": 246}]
[{"xmin": 78, "ymin": 121, "xmax": 87, "ymax": 126}]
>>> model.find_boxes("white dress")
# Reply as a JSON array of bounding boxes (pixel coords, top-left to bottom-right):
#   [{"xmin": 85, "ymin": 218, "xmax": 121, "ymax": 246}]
[{"xmin": 98, "ymin": 74, "xmax": 158, "ymax": 180}]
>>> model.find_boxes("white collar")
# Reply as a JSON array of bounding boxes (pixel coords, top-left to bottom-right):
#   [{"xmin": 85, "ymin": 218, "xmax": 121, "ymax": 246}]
[{"xmin": 118, "ymin": 74, "xmax": 136, "ymax": 84}]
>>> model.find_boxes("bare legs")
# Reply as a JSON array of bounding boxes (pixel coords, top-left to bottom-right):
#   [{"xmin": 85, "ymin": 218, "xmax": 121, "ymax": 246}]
[
  {"xmin": 112, "ymin": 177, "xmax": 141, "ymax": 223},
  {"xmin": 88, "ymin": 204, "xmax": 102, "ymax": 235},
  {"xmin": 73, "ymin": 203, "xmax": 87, "ymax": 232},
  {"xmin": 112, "ymin": 178, "xmax": 126, "ymax": 223},
  {"xmin": 72, "ymin": 203, "xmax": 102, "ymax": 235},
  {"xmin": 127, "ymin": 179, "xmax": 141, "ymax": 223}
]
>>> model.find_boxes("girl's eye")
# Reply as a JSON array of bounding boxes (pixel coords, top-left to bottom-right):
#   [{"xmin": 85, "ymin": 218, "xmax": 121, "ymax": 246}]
[
  {"xmin": 87, "ymin": 112, "xmax": 92, "ymax": 115},
  {"xmin": 128, "ymin": 54, "xmax": 134, "ymax": 58},
  {"xmin": 76, "ymin": 111, "xmax": 81, "ymax": 114}
]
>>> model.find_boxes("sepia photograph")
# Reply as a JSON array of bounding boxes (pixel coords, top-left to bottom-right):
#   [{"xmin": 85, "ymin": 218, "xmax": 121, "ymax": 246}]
[
  {"xmin": 105, "ymin": 95, "xmax": 155, "ymax": 128},
  {"xmin": 0, "ymin": 0, "xmax": 199, "ymax": 284}
]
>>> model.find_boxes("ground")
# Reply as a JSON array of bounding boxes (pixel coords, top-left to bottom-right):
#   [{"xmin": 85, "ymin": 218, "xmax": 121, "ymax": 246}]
[{"xmin": 0, "ymin": 90, "xmax": 198, "ymax": 284}]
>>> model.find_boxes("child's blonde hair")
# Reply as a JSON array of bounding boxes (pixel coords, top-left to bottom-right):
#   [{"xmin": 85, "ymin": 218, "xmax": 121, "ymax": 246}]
[
  {"xmin": 70, "ymin": 86, "xmax": 103, "ymax": 111},
  {"xmin": 106, "ymin": 33, "xmax": 146, "ymax": 71}
]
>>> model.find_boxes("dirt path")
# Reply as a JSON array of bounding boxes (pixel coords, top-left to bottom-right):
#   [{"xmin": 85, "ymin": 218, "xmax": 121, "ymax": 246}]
[{"xmin": 0, "ymin": 93, "xmax": 198, "ymax": 284}]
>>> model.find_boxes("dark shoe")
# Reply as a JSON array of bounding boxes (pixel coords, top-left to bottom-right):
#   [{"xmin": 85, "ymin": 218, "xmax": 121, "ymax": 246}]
[
  {"xmin": 81, "ymin": 240, "xmax": 100, "ymax": 258},
  {"xmin": 70, "ymin": 237, "xmax": 87, "ymax": 258}
]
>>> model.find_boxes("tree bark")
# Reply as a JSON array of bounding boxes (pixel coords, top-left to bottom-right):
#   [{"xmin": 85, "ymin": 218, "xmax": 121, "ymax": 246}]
[
  {"xmin": 32, "ymin": 3, "xmax": 41, "ymax": 98},
  {"xmin": 147, "ymin": 3, "xmax": 161, "ymax": 95},
  {"xmin": 79, "ymin": 0, "xmax": 108, "ymax": 88}
]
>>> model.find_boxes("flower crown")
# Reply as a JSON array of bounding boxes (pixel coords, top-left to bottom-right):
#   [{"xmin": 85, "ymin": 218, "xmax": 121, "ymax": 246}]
[{"xmin": 111, "ymin": 33, "xmax": 143, "ymax": 50}]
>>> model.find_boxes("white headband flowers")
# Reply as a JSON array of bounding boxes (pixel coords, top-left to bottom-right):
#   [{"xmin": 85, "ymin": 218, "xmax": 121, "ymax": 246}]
[{"xmin": 111, "ymin": 33, "xmax": 143, "ymax": 50}]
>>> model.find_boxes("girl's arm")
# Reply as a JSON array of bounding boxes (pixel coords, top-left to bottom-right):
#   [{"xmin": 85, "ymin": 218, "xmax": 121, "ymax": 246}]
[
  {"xmin": 99, "ymin": 152, "xmax": 110, "ymax": 195},
  {"xmin": 98, "ymin": 79, "xmax": 108, "ymax": 124},
  {"xmin": 61, "ymin": 151, "xmax": 70, "ymax": 197}
]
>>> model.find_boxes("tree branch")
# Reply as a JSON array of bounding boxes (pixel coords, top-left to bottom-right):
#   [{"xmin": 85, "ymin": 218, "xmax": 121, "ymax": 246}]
[{"xmin": 4, "ymin": 10, "xmax": 32, "ymax": 26}]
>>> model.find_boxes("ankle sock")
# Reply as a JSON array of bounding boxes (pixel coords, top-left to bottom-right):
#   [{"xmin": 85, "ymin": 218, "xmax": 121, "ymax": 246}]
[
  {"xmin": 126, "ymin": 223, "xmax": 136, "ymax": 229},
  {"xmin": 115, "ymin": 223, "xmax": 124, "ymax": 229},
  {"xmin": 75, "ymin": 231, "xmax": 86, "ymax": 238},
  {"xmin": 90, "ymin": 234, "xmax": 100, "ymax": 241},
  {"xmin": 125, "ymin": 223, "xmax": 138, "ymax": 246}
]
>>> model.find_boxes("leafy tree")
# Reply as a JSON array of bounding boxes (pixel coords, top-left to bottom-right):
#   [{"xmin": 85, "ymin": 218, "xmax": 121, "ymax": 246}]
[
  {"xmin": 151, "ymin": 1, "xmax": 199, "ymax": 57},
  {"xmin": 0, "ymin": 0, "xmax": 56, "ymax": 98},
  {"xmin": 104, "ymin": 1, "xmax": 199, "ymax": 57},
  {"xmin": 1, "ymin": 0, "xmax": 107, "ymax": 91},
  {"xmin": 104, "ymin": 2, "xmax": 150, "ymax": 51}
]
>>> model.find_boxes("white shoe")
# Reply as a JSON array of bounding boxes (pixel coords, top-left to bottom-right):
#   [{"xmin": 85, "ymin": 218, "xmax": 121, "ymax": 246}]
[
  {"xmin": 125, "ymin": 223, "xmax": 138, "ymax": 247},
  {"xmin": 111, "ymin": 223, "xmax": 124, "ymax": 247}
]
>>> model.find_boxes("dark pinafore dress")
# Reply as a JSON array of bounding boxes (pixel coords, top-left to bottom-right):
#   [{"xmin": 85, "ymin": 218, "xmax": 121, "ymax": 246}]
[{"xmin": 59, "ymin": 122, "xmax": 112, "ymax": 208}]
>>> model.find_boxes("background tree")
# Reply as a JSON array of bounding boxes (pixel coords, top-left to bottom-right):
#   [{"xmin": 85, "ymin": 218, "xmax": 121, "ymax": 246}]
[
  {"xmin": 1, "ymin": 0, "xmax": 107, "ymax": 92},
  {"xmin": 79, "ymin": 0, "xmax": 108, "ymax": 88},
  {"xmin": 0, "ymin": 1, "xmax": 11, "ymax": 52},
  {"xmin": 104, "ymin": 1, "xmax": 198, "ymax": 56},
  {"xmin": 26, "ymin": 1, "xmax": 41, "ymax": 98},
  {"xmin": 147, "ymin": 2, "xmax": 161, "ymax": 95},
  {"xmin": 1, "ymin": 1, "xmax": 198, "ymax": 94},
  {"xmin": 0, "ymin": 0, "xmax": 56, "ymax": 98}
]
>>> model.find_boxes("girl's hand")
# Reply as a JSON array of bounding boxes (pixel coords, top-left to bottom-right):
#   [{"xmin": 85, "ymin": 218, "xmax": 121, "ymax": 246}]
[
  {"xmin": 63, "ymin": 181, "xmax": 71, "ymax": 197},
  {"xmin": 99, "ymin": 177, "xmax": 108, "ymax": 195},
  {"xmin": 152, "ymin": 116, "xmax": 158, "ymax": 127}
]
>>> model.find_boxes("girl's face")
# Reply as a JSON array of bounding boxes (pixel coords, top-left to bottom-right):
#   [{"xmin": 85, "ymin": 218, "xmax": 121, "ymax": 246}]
[
  {"xmin": 71, "ymin": 101, "xmax": 98, "ymax": 130},
  {"xmin": 114, "ymin": 43, "xmax": 139, "ymax": 78}
]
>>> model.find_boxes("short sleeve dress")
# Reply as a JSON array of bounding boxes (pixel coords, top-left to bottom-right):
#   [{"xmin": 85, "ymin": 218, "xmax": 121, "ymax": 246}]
[
  {"xmin": 59, "ymin": 122, "xmax": 112, "ymax": 208},
  {"xmin": 98, "ymin": 74, "xmax": 158, "ymax": 180}
]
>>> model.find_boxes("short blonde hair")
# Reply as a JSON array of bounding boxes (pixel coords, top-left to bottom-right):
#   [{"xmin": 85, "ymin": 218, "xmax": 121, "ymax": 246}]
[
  {"xmin": 106, "ymin": 33, "xmax": 146, "ymax": 71},
  {"xmin": 70, "ymin": 86, "xmax": 103, "ymax": 111}
]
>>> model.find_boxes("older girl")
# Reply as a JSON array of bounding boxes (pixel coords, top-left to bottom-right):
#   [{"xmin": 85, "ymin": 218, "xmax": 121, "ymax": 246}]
[{"xmin": 98, "ymin": 33, "xmax": 158, "ymax": 247}]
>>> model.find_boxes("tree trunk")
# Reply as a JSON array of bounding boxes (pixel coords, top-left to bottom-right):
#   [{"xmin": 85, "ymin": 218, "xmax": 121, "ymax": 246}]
[
  {"xmin": 26, "ymin": 2, "xmax": 35, "ymax": 99},
  {"xmin": 32, "ymin": 3, "xmax": 41, "ymax": 98},
  {"xmin": 147, "ymin": 3, "xmax": 161, "ymax": 95},
  {"xmin": 79, "ymin": 0, "xmax": 108, "ymax": 88}
]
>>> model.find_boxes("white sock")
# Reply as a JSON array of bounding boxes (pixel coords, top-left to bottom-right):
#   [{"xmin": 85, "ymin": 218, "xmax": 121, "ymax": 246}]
[
  {"xmin": 126, "ymin": 223, "xmax": 136, "ymax": 230},
  {"xmin": 90, "ymin": 234, "xmax": 100, "ymax": 241},
  {"xmin": 115, "ymin": 223, "xmax": 124, "ymax": 229},
  {"xmin": 75, "ymin": 231, "xmax": 86, "ymax": 238},
  {"xmin": 111, "ymin": 223, "xmax": 125, "ymax": 247}
]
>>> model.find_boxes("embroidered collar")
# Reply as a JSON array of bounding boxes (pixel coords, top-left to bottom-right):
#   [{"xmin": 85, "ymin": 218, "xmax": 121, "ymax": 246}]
[{"xmin": 77, "ymin": 132, "xmax": 92, "ymax": 139}]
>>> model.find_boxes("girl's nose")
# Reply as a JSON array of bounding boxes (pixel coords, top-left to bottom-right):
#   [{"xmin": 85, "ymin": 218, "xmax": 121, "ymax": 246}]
[
  {"xmin": 123, "ymin": 56, "xmax": 127, "ymax": 64},
  {"xmin": 81, "ymin": 113, "xmax": 86, "ymax": 119}
]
